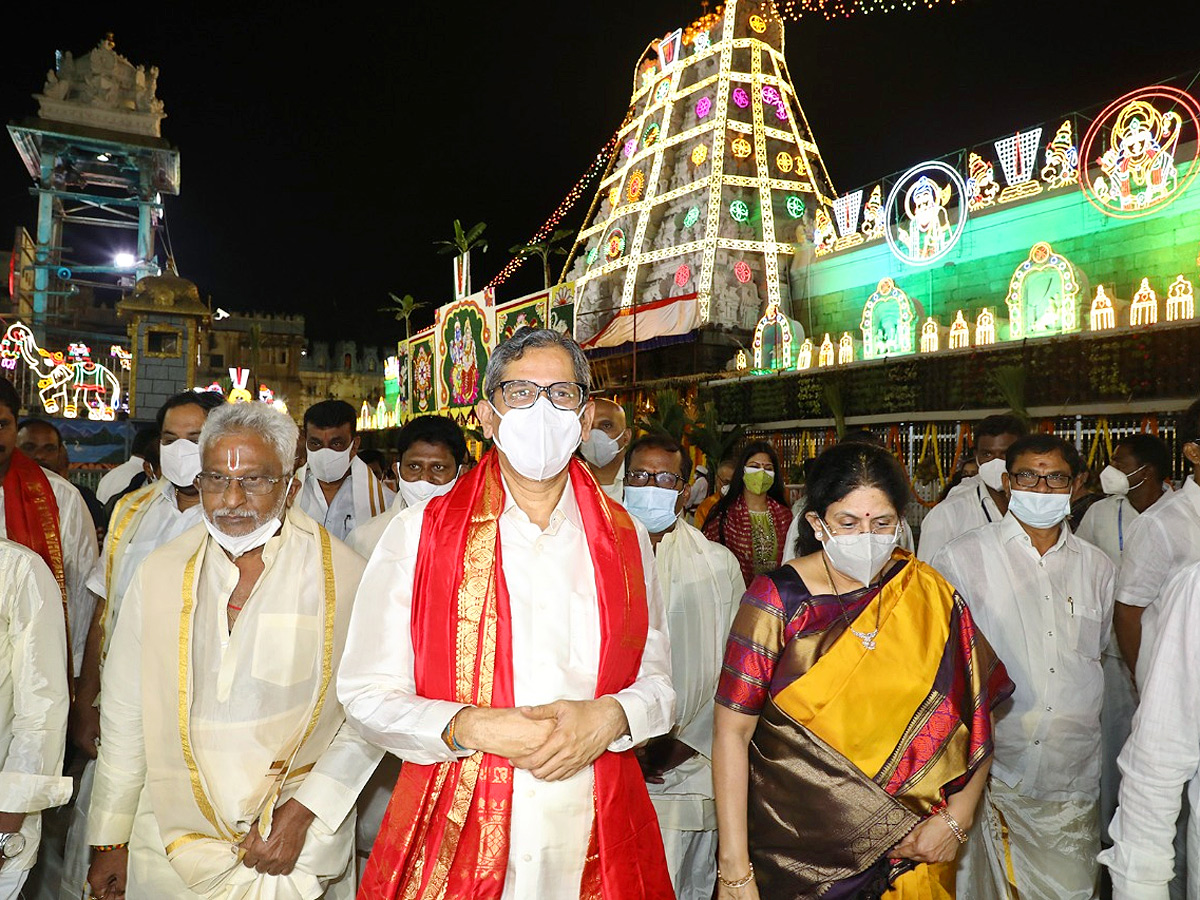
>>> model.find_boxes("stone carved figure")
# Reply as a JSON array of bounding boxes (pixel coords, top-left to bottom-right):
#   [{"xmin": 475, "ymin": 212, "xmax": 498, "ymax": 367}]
[{"xmin": 38, "ymin": 34, "xmax": 165, "ymax": 130}]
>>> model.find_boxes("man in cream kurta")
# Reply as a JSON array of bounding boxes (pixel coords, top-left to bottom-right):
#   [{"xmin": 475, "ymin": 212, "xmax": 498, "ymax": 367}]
[
  {"xmin": 0, "ymin": 540, "xmax": 73, "ymax": 900},
  {"xmin": 87, "ymin": 403, "xmax": 381, "ymax": 900}
]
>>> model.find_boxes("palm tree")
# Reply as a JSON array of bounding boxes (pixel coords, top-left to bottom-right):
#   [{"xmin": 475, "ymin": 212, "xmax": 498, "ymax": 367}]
[
  {"xmin": 688, "ymin": 402, "xmax": 745, "ymax": 476},
  {"xmin": 636, "ymin": 388, "xmax": 693, "ymax": 444},
  {"xmin": 377, "ymin": 292, "xmax": 428, "ymax": 342},
  {"xmin": 510, "ymin": 228, "xmax": 575, "ymax": 291},
  {"xmin": 434, "ymin": 220, "xmax": 488, "ymax": 296}
]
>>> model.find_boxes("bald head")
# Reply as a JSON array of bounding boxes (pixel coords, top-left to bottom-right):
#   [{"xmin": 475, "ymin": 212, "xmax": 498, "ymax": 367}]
[
  {"xmin": 581, "ymin": 397, "xmax": 632, "ymax": 478},
  {"xmin": 591, "ymin": 398, "xmax": 627, "ymax": 438}
]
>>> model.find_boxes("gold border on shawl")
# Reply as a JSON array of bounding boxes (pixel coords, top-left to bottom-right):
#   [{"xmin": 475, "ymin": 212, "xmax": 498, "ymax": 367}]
[
  {"xmin": 993, "ymin": 801, "xmax": 1023, "ymax": 900},
  {"xmin": 177, "ymin": 545, "xmax": 235, "ymax": 842},
  {"xmin": 27, "ymin": 478, "xmax": 71, "ymax": 678},
  {"xmin": 164, "ymin": 831, "xmax": 221, "ymax": 855},
  {"xmin": 102, "ymin": 484, "xmax": 157, "ymax": 662}
]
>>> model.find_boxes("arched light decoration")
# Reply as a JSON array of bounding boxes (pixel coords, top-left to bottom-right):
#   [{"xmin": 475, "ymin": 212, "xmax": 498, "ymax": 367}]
[
  {"xmin": 1080, "ymin": 84, "xmax": 1200, "ymax": 219},
  {"xmin": 785, "ymin": 196, "xmax": 806, "ymax": 219},
  {"xmin": 752, "ymin": 300, "xmax": 800, "ymax": 369},
  {"xmin": 1130, "ymin": 278, "xmax": 1159, "ymax": 326},
  {"xmin": 732, "ymin": 87, "xmax": 750, "ymax": 109},
  {"xmin": 730, "ymin": 200, "xmax": 751, "ymax": 223},
  {"xmin": 776, "ymin": 152, "xmax": 794, "ymax": 173},
  {"xmin": 860, "ymin": 277, "xmax": 918, "ymax": 359},
  {"xmin": 731, "ymin": 137, "xmax": 752, "ymax": 159},
  {"xmin": 920, "ymin": 316, "xmax": 940, "ymax": 352},
  {"xmin": 1090, "ymin": 285, "xmax": 1116, "ymax": 330},
  {"xmin": 884, "ymin": 160, "xmax": 969, "ymax": 267},
  {"xmin": 838, "ymin": 333, "xmax": 854, "ymax": 364},
  {"xmin": 1166, "ymin": 275, "xmax": 1195, "ymax": 321},
  {"xmin": 948, "ymin": 310, "xmax": 971, "ymax": 349},
  {"xmin": 683, "ymin": 206, "xmax": 700, "ymax": 228},
  {"xmin": 675, "ymin": 264, "xmax": 691, "ymax": 287},
  {"xmin": 605, "ymin": 229, "xmax": 626, "ymax": 261},
  {"xmin": 695, "ymin": 96, "xmax": 712, "ymax": 118},
  {"xmin": 691, "ymin": 144, "xmax": 709, "ymax": 166},
  {"xmin": 975, "ymin": 308, "xmax": 998, "ymax": 345},
  {"xmin": 734, "ymin": 260, "xmax": 753, "ymax": 283},
  {"xmin": 626, "ymin": 169, "xmax": 646, "ymax": 202},
  {"xmin": 1006, "ymin": 241, "xmax": 1081, "ymax": 338},
  {"xmin": 817, "ymin": 334, "xmax": 835, "ymax": 367},
  {"xmin": 797, "ymin": 338, "xmax": 814, "ymax": 369}
]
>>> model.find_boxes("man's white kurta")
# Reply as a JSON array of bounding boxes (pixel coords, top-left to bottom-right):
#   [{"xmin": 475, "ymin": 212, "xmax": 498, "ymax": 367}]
[
  {"xmin": 0, "ymin": 469, "xmax": 99, "ymax": 676},
  {"xmin": 297, "ymin": 458, "xmax": 393, "ymax": 541},
  {"xmin": 337, "ymin": 479, "xmax": 674, "ymax": 900},
  {"xmin": 1101, "ymin": 560, "xmax": 1200, "ymax": 899},
  {"xmin": 95, "ymin": 456, "xmax": 145, "ymax": 505},
  {"xmin": 916, "ymin": 475, "xmax": 1002, "ymax": 562},
  {"xmin": 88, "ymin": 510, "xmax": 382, "ymax": 899},
  {"xmin": 1113, "ymin": 477, "xmax": 1200, "ymax": 684},
  {"xmin": 0, "ymin": 540, "xmax": 73, "ymax": 874},
  {"xmin": 343, "ymin": 495, "xmax": 405, "ymax": 559}
]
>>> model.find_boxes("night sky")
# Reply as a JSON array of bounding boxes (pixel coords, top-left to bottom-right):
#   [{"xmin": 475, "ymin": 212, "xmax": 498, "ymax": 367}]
[{"xmin": 3, "ymin": 1, "xmax": 1199, "ymax": 347}]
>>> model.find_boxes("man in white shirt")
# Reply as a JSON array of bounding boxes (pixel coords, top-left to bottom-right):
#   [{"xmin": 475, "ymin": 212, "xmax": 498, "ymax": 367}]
[
  {"xmin": 1102, "ymin": 559, "xmax": 1200, "ymax": 898},
  {"xmin": 932, "ymin": 433, "xmax": 1115, "ymax": 899},
  {"xmin": 578, "ymin": 396, "xmax": 630, "ymax": 504},
  {"xmin": 87, "ymin": 401, "xmax": 380, "ymax": 900},
  {"xmin": 339, "ymin": 327, "xmax": 675, "ymax": 899},
  {"xmin": 297, "ymin": 399, "xmax": 393, "ymax": 540},
  {"xmin": 622, "ymin": 435, "xmax": 742, "ymax": 900},
  {"xmin": 1076, "ymin": 433, "xmax": 1173, "ymax": 847},
  {"xmin": 917, "ymin": 414, "xmax": 1029, "ymax": 562},
  {"xmin": 0, "ymin": 540, "xmax": 73, "ymax": 900},
  {"xmin": 1114, "ymin": 400, "xmax": 1200, "ymax": 686},
  {"xmin": 345, "ymin": 414, "xmax": 466, "ymax": 559},
  {"xmin": 94, "ymin": 428, "xmax": 157, "ymax": 506}
]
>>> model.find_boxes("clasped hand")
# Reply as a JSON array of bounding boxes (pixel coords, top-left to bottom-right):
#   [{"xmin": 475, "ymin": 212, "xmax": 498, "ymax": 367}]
[{"xmin": 238, "ymin": 798, "xmax": 315, "ymax": 876}]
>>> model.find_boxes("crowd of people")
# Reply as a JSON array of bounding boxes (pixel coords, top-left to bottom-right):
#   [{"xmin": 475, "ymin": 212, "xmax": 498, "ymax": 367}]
[{"xmin": 0, "ymin": 326, "xmax": 1196, "ymax": 899}]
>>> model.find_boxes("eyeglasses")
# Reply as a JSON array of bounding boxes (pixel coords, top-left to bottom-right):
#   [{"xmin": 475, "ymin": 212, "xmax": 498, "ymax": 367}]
[
  {"xmin": 495, "ymin": 380, "xmax": 587, "ymax": 411},
  {"xmin": 821, "ymin": 517, "xmax": 900, "ymax": 536},
  {"xmin": 1010, "ymin": 471, "xmax": 1073, "ymax": 490},
  {"xmin": 194, "ymin": 472, "xmax": 289, "ymax": 495},
  {"xmin": 625, "ymin": 470, "xmax": 684, "ymax": 490}
]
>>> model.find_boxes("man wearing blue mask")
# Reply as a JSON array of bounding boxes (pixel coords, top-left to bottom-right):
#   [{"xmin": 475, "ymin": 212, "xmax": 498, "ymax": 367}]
[
  {"xmin": 917, "ymin": 415, "xmax": 1029, "ymax": 563},
  {"xmin": 623, "ymin": 435, "xmax": 742, "ymax": 900},
  {"xmin": 931, "ymin": 433, "xmax": 1115, "ymax": 899}
]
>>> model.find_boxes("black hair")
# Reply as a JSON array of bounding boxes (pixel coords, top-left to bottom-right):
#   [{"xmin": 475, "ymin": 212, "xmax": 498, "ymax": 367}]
[
  {"xmin": 625, "ymin": 434, "xmax": 692, "ymax": 484},
  {"xmin": 1005, "ymin": 433, "xmax": 1082, "ymax": 476},
  {"xmin": 709, "ymin": 440, "xmax": 789, "ymax": 544},
  {"xmin": 794, "ymin": 443, "xmax": 911, "ymax": 556},
  {"xmin": 155, "ymin": 391, "xmax": 225, "ymax": 432},
  {"xmin": 1179, "ymin": 398, "xmax": 1200, "ymax": 454},
  {"xmin": 1115, "ymin": 433, "xmax": 1171, "ymax": 482},
  {"xmin": 357, "ymin": 448, "xmax": 385, "ymax": 468},
  {"xmin": 303, "ymin": 399, "xmax": 358, "ymax": 434},
  {"xmin": 0, "ymin": 378, "xmax": 20, "ymax": 420},
  {"xmin": 131, "ymin": 426, "xmax": 159, "ymax": 457},
  {"xmin": 975, "ymin": 414, "xmax": 1030, "ymax": 445},
  {"xmin": 17, "ymin": 418, "xmax": 62, "ymax": 442},
  {"xmin": 395, "ymin": 415, "xmax": 468, "ymax": 466},
  {"xmin": 838, "ymin": 428, "xmax": 883, "ymax": 446}
]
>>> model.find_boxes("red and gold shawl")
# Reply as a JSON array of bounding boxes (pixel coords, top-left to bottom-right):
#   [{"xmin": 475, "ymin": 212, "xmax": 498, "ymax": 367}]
[{"xmin": 359, "ymin": 450, "xmax": 672, "ymax": 900}]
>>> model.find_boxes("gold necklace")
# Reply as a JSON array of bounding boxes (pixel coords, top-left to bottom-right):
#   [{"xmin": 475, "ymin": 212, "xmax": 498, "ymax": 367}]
[{"xmin": 821, "ymin": 551, "xmax": 881, "ymax": 651}]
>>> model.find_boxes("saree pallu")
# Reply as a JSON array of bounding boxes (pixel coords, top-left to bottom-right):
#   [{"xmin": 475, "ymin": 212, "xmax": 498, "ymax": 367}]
[{"xmin": 742, "ymin": 553, "xmax": 1013, "ymax": 899}]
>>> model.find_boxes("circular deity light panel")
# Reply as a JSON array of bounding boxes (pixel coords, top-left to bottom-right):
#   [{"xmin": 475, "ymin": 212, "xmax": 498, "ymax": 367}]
[
  {"xmin": 626, "ymin": 170, "xmax": 645, "ymax": 202},
  {"xmin": 1079, "ymin": 84, "xmax": 1200, "ymax": 220},
  {"xmin": 748, "ymin": 14, "xmax": 768, "ymax": 33},
  {"xmin": 691, "ymin": 144, "xmax": 709, "ymax": 166},
  {"xmin": 655, "ymin": 79, "xmax": 671, "ymax": 103},
  {"xmin": 731, "ymin": 137, "xmax": 752, "ymax": 159},
  {"xmin": 732, "ymin": 88, "xmax": 750, "ymax": 109},
  {"xmin": 785, "ymin": 195, "xmax": 806, "ymax": 218},
  {"xmin": 605, "ymin": 229, "xmax": 626, "ymax": 261},
  {"xmin": 683, "ymin": 206, "xmax": 701, "ymax": 228},
  {"xmin": 695, "ymin": 96, "xmax": 712, "ymax": 118},
  {"xmin": 734, "ymin": 261, "xmax": 753, "ymax": 283},
  {"xmin": 730, "ymin": 200, "xmax": 750, "ymax": 223},
  {"xmin": 762, "ymin": 86, "xmax": 781, "ymax": 106},
  {"xmin": 883, "ymin": 160, "xmax": 969, "ymax": 267},
  {"xmin": 643, "ymin": 122, "xmax": 660, "ymax": 148},
  {"xmin": 675, "ymin": 264, "xmax": 691, "ymax": 287},
  {"xmin": 775, "ymin": 152, "xmax": 794, "ymax": 173}
]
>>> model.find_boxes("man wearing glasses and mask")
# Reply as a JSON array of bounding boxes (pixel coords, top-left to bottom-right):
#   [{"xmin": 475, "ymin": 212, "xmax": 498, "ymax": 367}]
[
  {"xmin": 339, "ymin": 328, "xmax": 675, "ymax": 899},
  {"xmin": 931, "ymin": 433, "xmax": 1115, "ymax": 899},
  {"xmin": 621, "ymin": 435, "xmax": 743, "ymax": 900}
]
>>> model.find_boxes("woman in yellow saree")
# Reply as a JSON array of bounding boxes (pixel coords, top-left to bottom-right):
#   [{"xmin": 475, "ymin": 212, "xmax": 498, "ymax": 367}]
[{"xmin": 713, "ymin": 443, "xmax": 1013, "ymax": 900}]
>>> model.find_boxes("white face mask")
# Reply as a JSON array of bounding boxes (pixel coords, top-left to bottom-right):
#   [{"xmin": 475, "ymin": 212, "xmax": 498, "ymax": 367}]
[
  {"xmin": 307, "ymin": 446, "xmax": 352, "ymax": 483},
  {"xmin": 720, "ymin": 483, "xmax": 730, "ymax": 496},
  {"xmin": 819, "ymin": 519, "xmax": 899, "ymax": 587},
  {"xmin": 623, "ymin": 485, "xmax": 681, "ymax": 534},
  {"xmin": 1006, "ymin": 489, "xmax": 1071, "ymax": 529},
  {"xmin": 579, "ymin": 429, "xmax": 623, "ymax": 468},
  {"xmin": 978, "ymin": 457, "xmax": 1007, "ymax": 492},
  {"xmin": 202, "ymin": 493, "xmax": 288, "ymax": 559},
  {"xmin": 1100, "ymin": 463, "xmax": 1146, "ymax": 496},
  {"xmin": 160, "ymin": 439, "xmax": 202, "ymax": 489},
  {"xmin": 490, "ymin": 398, "xmax": 583, "ymax": 482},
  {"xmin": 397, "ymin": 473, "xmax": 458, "ymax": 507}
]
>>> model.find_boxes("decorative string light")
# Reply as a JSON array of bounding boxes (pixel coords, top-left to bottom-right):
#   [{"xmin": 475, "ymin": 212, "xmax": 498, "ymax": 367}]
[{"xmin": 779, "ymin": 0, "xmax": 964, "ymax": 20}]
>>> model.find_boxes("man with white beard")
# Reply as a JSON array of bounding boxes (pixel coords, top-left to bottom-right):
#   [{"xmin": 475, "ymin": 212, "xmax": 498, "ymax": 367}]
[{"xmin": 87, "ymin": 402, "xmax": 380, "ymax": 900}]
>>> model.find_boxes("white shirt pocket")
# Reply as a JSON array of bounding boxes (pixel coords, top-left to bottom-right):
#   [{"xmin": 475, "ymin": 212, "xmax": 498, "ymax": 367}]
[{"xmin": 252, "ymin": 613, "xmax": 321, "ymax": 687}]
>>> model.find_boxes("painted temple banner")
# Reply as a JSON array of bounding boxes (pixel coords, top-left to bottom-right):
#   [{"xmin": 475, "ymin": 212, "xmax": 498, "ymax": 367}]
[
  {"xmin": 435, "ymin": 292, "xmax": 493, "ymax": 417},
  {"xmin": 580, "ymin": 292, "xmax": 699, "ymax": 350},
  {"xmin": 409, "ymin": 330, "xmax": 437, "ymax": 416},
  {"xmin": 497, "ymin": 291, "xmax": 548, "ymax": 341},
  {"xmin": 549, "ymin": 280, "xmax": 576, "ymax": 337}
]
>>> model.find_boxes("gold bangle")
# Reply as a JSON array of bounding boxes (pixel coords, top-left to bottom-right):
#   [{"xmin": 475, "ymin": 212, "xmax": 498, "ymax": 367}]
[
  {"xmin": 937, "ymin": 807, "xmax": 968, "ymax": 844},
  {"xmin": 717, "ymin": 862, "xmax": 754, "ymax": 888}
]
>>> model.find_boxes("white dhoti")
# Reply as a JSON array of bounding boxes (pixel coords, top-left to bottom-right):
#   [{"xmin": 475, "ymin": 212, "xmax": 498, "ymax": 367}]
[{"xmin": 958, "ymin": 780, "xmax": 1100, "ymax": 900}]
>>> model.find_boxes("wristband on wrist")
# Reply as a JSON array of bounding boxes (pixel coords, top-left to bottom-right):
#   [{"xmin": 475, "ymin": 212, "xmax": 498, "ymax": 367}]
[
  {"xmin": 441, "ymin": 713, "xmax": 466, "ymax": 753},
  {"xmin": 91, "ymin": 843, "xmax": 128, "ymax": 852}
]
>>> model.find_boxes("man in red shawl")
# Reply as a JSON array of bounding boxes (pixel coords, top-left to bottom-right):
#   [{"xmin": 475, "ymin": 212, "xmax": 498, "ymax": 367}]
[{"xmin": 338, "ymin": 328, "xmax": 675, "ymax": 900}]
